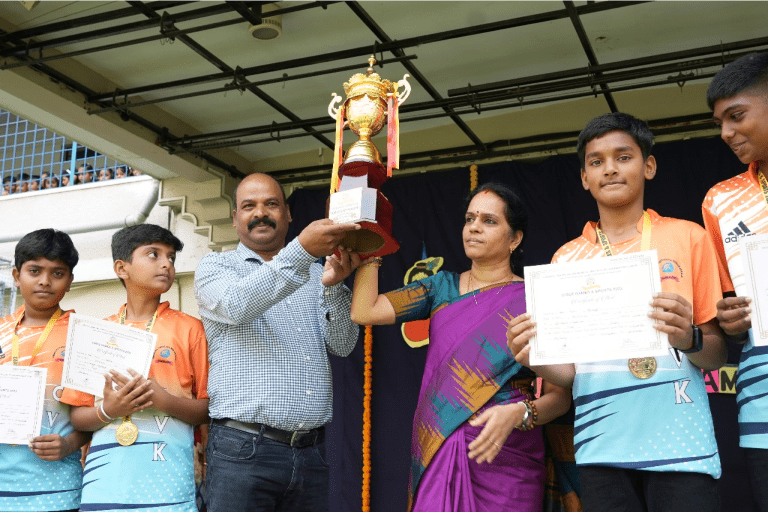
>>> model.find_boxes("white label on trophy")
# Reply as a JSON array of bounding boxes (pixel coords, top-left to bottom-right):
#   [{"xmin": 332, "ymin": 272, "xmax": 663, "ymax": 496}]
[{"xmin": 329, "ymin": 188, "xmax": 377, "ymax": 224}]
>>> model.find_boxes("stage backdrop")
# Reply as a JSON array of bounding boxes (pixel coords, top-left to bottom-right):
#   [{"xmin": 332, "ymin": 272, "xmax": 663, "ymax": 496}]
[{"xmin": 286, "ymin": 135, "xmax": 753, "ymax": 511}]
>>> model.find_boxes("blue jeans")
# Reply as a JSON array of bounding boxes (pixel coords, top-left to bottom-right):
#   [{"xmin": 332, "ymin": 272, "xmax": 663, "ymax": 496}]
[{"xmin": 204, "ymin": 423, "xmax": 329, "ymax": 512}]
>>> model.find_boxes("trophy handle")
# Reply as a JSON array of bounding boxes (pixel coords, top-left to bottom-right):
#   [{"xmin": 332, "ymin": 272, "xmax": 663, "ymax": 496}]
[
  {"xmin": 394, "ymin": 74, "xmax": 412, "ymax": 105},
  {"xmin": 328, "ymin": 93, "xmax": 343, "ymax": 120}
]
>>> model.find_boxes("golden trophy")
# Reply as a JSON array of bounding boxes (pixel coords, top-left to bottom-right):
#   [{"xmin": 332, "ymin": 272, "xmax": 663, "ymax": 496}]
[{"xmin": 327, "ymin": 56, "xmax": 411, "ymax": 257}]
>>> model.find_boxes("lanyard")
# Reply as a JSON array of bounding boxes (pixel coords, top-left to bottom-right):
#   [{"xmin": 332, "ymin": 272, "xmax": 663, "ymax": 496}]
[
  {"xmin": 11, "ymin": 308, "xmax": 62, "ymax": 366},
  {"xmin": 759, "ymin": 170, "xmax": 768, "ymax": 209},
  {"xmin": 118, "ymin": 305, "xmax": 159, "ymax": 333},
  {"xmin": 595, "ymin": 211, "xmax": 652, "ymax": 256}
]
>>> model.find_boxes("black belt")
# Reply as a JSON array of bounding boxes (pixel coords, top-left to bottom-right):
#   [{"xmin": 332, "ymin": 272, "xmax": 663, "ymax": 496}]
[{"xmin": 213, "ymin": 418, "xmax": 325, "ymax": 448}]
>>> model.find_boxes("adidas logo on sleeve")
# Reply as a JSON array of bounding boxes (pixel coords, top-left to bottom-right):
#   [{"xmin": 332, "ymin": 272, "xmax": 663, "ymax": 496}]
[{"xmin": 723, "ymin": 221, "xmax": 753, "ymax": 244}]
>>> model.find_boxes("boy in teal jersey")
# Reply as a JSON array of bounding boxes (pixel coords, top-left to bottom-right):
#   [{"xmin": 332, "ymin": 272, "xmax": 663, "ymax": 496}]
[
  {"xmin": 0, "ymin": 229, "xmax": 90, "ymax": 511},
  {"xmin": 508, "ymin": 113, "xmax": 727, "ymax": 511},
  {"xmin": 703, "ymin": 52, "xmax": 768, "ymax": 510},
  {"xmin": 62, "ymin": 224, "xmax": 209, "ymax": 512}
]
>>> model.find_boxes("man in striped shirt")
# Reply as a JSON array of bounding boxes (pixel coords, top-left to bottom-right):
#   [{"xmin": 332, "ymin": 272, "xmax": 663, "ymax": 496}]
[{"xmin": 195, "ymin": 173, "xmax": 361, "ymax": 511}]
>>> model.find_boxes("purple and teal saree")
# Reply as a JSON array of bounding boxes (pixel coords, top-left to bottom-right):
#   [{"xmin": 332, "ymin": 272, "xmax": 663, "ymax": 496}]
[{"xmin": 385, "ymin": 271, "xmax": 546, "ymax": 511}]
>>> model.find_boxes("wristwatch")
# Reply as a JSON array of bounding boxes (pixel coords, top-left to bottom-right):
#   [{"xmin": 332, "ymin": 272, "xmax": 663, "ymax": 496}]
[{"xmin": 681, "ymin": 324, "xmax": 704, "ymax": 354}]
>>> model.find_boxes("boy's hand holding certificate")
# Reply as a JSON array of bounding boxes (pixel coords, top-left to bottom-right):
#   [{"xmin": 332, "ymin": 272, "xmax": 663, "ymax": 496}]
[
  {"xmin": 62, "ymin": 314, "xmax": 157, "ymax": 397},
  {"xmin": 525, "ymin": 250, "xmax": 669, "ymax": 365},
  {"xmin": 0, "ymin": 366, "xmax": 47, "ymax": 444},
  {"xmin": 741, "ymin": 232, "xmax": 768, "ymax": 346}
]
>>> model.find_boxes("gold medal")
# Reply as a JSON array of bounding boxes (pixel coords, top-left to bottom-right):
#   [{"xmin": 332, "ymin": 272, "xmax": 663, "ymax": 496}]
[
  {"xmin": 113, "ymin": 306, "xmax": 157, "ymax": 447},
  {"xmin": 115, "ymin": 416, "xmax": 139, "ymax": 446},
  {"xmin": 628, "ymin": 357, "xmax": 657, "ymax": 379}
]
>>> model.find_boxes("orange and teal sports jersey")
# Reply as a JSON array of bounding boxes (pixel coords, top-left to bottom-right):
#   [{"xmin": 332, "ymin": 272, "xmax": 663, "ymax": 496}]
[
  {"xmin": 61, "ymin": 302, "xmax": 209, "ymax": 512},
  {"xmin": 553, "ymin": 209, "xmax": 722, "ymax": 478},
  {"xmin": 0, "ymin": 306, "xmax": 83, "ymax": 512},
  {"xmin": 702, "ymin": 161, "xmax": 768, "ymax": 449}
]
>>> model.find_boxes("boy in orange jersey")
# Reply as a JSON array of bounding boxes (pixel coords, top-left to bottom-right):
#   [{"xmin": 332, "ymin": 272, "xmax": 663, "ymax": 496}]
[
  {"xmin": 62, "ymin": 224, "xmax": 209, "ymax": 512},
  {"xmin": 702, "ymin": 52, "xmax": 768, "ymax": 510},
  {"xmin": 508, "ymin": 113, "xmax": 727, "ymax": 511},
  {"xmin": 0, "ymin": 229, "xmax": 90, "ymax": 511}
]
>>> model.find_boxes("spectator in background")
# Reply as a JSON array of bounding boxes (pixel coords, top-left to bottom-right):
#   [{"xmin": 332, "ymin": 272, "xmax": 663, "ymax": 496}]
[
  {"xmin": 115, "ymin": 167, "xmax": 127, "ymax": 179},
  {"xmin": 75, "ymin": 166, "xmax": 85, "ymax": 184},
  {"xmin": 30, "ymin": 178, "xmax": 40, "ymax": 192},
  {"xmin": 61, "ymin": 170, "xmax": 72, "ymax": 187},
  {"xmin": 129, "ymin": 168, "xmax": 142, "ymax": 176},
  {"xmin": 49, "ymin": 177, "xmax": 59, "ymax": 189},
  {"xmin": 83, "ymin": 166, "xmax": 94, "ymax": 184},
  {"xmin": 2, "ymin": 176, "xmax": 11, "ymax": 195},
  {"xmin": 98, "ymin": 168, "xmax": 113, "ymax": 181},
  {"xmin": 41, "ymin": 172, "xmax": 50, "ymax": 189},
  {"xmin": 19, "ymin": 174, "xmax": 30, "ymax": 193}
]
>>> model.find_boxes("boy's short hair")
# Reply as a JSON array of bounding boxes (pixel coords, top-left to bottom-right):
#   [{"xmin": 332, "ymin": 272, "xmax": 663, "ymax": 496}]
[
  {"xmin": 576, "ymin": 112, "xmax": 654, "ymax": 166},
  {"xmin": 15, "ymin": 229, "xmax": 79, "ymax": 273},
  {"xmin": 706, "ymin": 52, "xmax": 768, "ymax": 110},
  {"xmin": 111, "ymin": 224, "xmax": 183, "ymax": 263}
]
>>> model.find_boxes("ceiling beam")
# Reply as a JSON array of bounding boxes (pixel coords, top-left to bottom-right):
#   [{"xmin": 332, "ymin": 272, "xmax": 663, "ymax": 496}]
[
  {"xmin": 170, "ymin": 70, "xmax": 722, "ymax": 154},
  {"xmin": 86, "ymin": 55, "xmax": 417, "ymax": 115},
  {"xmin": 0, "ymin": 1, "xmax": 193, "ymax": 43},
  {"xmin": 127, "ymin": 1, "xmax": 334, "ymax": 150},
  {"xmin": 166, "ymin": 43, "xmax": 755, "ymax": 150},
  {"xmin": 267, "ymin": 112, "xmax": 718, "ymax": 183},
  {"xmin": 0, "ymin": 3, "xmax": 236, "ymax": 58},
  {"xmin": 0, "ymin": 30, "xmax": 246, "ymax": 179},
  {"xmin": 563, "ymin": 1, "xmax": 617, "ymax": 113},
  {"xmin": 447, "ymin": 36, "xmax": 768, "ymax": 97},
  {"xmin": 85, "ymin": 1, "xmax": 647, "ymax": 103},
  {"xmin": 0, "ymin": 0, "xmax": 344, "ymax": 69},
  {"xmin": 345, "ymin": 1, "xmax": 487, "ymax": 152}
]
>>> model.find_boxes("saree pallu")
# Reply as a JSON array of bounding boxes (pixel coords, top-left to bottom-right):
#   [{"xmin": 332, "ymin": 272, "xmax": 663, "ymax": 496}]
[{"xmin": 408, "ymin": 282, "xmax": 545, "ymax": 511}]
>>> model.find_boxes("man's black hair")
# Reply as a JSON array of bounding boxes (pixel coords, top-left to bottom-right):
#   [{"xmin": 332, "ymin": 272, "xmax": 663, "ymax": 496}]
[
  {"xmin": 15, "ymin": 229, "xmax": 79, "ymax": 273},
  {"xmin": 111, "ymin": 224, "xmax": 183, "ymax": 263},
  {"xmin": 706, "ymin": 52, "xmax": 768, "ymax": 110},
  {"xmin": 576, "ymin": 112, "xmax": 654, "ymax": 166}
]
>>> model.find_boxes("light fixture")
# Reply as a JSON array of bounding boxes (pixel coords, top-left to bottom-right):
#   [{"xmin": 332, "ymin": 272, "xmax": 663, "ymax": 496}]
[{"xmin": 248, "ymin": 4, "xmax": 283, "ymax": 41}]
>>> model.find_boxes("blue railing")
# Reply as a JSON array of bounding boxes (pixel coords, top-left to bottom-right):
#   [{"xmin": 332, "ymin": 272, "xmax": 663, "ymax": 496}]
[{"xmin": 1, "ymin": 109, "xmax": 139, "ymax": 196}]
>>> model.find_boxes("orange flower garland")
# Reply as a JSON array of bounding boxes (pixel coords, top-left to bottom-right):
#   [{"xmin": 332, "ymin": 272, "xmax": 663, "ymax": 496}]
[
  {"xmin": 362, "ymin": 324, "xmax": 373, "ymax": 511},
  {"xmin": 470, "ymin": 164, "xmax": 478, "ymax": 191}
]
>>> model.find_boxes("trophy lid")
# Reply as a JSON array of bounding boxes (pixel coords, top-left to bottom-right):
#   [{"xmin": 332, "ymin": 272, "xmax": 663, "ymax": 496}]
[{"xmin": 343, "ymin": 56, "xmax": 396, "ymax": 100}]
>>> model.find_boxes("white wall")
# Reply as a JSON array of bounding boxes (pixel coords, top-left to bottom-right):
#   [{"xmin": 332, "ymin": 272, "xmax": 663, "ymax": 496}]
[{"xmin": 63, "ymin": 274, "xmax": 198, "ymax": 320}]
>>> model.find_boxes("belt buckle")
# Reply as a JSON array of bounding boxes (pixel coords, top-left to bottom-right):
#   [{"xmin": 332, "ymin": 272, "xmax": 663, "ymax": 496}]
[{"xmin": 290, "ymin": 430, "xmax": 309, "ymax": 447}]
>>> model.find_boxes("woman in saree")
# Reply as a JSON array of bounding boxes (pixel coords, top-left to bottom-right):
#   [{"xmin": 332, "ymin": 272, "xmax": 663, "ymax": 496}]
[{"xmin": 351, "ymin": 182, "xmax": 572, "ymax": 512}]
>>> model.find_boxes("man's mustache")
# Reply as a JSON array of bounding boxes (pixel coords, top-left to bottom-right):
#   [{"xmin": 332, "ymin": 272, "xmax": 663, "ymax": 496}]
[{"xmin": 248, "ymin": 216, "xmax": 277, "ymax": 230}]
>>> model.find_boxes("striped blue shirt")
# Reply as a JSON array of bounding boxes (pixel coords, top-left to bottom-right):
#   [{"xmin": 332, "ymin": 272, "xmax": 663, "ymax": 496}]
[{"xmin": 194, "ymin": 239, "xmax": 359, "ymax": 430}]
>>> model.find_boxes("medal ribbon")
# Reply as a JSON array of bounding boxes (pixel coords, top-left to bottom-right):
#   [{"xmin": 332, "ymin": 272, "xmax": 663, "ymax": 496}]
[
  {"xmin": 758, "ymin": 170, "xmax": 768, "ymax": 209},
  {"xmin": 595, "ymin": 210, "xmax": 652, "ymax": 256},
  {"xmin": 118, "ymin": 305, "xmax": 159, "ymax": 333},
  {"xmin": 11, "ymin": 308, "xmax": 62, "ymax": 366},
  {"xmin": 115, "ymin": 305, "xmax": 159, "ymax": 441}
]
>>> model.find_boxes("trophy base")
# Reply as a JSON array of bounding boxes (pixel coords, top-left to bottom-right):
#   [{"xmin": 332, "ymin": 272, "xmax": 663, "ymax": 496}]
[
  {"xmin": 340, "ymin": 221, "xmax": 399, "ymax": 258},
  {"xmin": 327, "ymin": 185, "xmax": 398, "ymax": 258}
]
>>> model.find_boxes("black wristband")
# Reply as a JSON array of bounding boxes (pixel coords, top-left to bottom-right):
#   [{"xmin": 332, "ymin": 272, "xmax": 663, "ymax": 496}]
[{"xmin": 681, "ymin": 324, "xmax": 704, "ymax": 354}]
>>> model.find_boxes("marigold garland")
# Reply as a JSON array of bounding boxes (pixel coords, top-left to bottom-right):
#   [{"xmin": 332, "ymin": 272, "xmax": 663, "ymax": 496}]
[
  {"xmin": 470, "ymin": 164, "xmax": 478, "ymax": 191},
  {"xmin": 362, "ymin": 324, "xmax": 373, "ymax": 511}
]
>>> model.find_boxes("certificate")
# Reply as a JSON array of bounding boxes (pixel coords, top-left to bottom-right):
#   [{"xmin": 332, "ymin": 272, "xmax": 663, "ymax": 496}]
[
  {"xmin": 741, "ymin": 233, "xmax": 768, "ymax": 346},
  {"xmin": 525, "ymin": 250, "xmax": 669, "ymax": 365},
  {"xmin": 62, "ymin": 314, "xmax": 157, "ymax": 397},
  {"xmin": 0, "ymin": 365, "xmax": 47, "ymax": 445}
]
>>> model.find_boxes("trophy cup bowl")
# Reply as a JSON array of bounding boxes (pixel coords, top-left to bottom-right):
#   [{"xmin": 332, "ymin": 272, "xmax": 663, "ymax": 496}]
[
  {"xmin": 344, "ymin": 94, "xmax": 387, "ymax": 165},
  {"xmin": 326, "ymin": 57, "xmax": 411, "ymax": 258}
]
